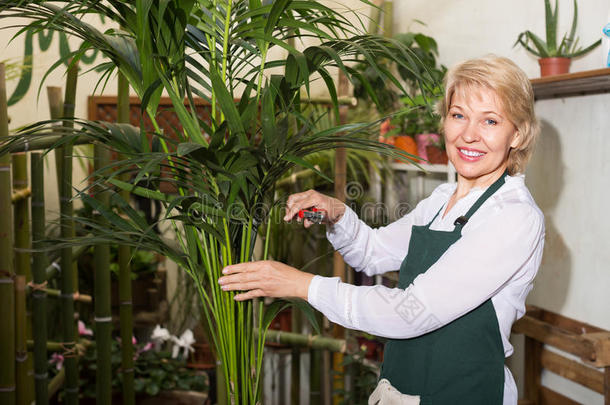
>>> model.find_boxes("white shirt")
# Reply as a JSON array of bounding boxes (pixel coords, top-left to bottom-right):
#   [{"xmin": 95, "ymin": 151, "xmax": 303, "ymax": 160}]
[{"xmin": 307, "ymin": 174, "xmax": 545, "ymax": 405}]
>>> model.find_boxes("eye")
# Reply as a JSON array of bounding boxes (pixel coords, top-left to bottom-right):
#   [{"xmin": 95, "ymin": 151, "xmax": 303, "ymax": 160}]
[
  {"xmin": 451, "ymin": 113, "xmax": 464, "ymax": 119},
  {"xmin": 484, "ymin": 118, "xmax": 497, "ymax": 125}
]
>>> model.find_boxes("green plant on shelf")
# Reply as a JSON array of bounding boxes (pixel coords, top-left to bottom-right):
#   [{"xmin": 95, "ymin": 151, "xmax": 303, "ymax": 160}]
[{"xmin": 515, "ymin": 0, "xmax": 601, "ymax": 58}]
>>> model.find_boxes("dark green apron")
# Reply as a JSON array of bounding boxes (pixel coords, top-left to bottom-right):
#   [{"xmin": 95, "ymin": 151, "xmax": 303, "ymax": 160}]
[{"xmin": 379, "ymin": 172, "xmax": 508, "ymax": 405}]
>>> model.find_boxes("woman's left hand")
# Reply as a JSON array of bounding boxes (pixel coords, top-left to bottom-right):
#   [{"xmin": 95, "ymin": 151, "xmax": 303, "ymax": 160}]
[{"xmin": 218, "ymin": 260, "xmax": 314, "ymax": 301}]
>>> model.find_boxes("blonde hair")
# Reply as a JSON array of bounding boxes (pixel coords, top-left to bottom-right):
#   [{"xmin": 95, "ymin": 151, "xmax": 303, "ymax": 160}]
[{"xmin": 437, "ymin": 55, "xmax": 540, "ymax": 175}]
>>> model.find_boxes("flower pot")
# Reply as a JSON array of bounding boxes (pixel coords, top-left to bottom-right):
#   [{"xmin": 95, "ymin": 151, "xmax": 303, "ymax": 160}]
[
  {"xmin": 394, "ymin": 135, "xmax": 419, "ymax": 162},
  {"xmin": 414, "ymin": 133, "xmax": 441, "ymax": 161},
  {"xmin": 425, "ymin": 145, "xmax": 448, "ymax": 165},
  {"xmin": 538, "ymin": 57, "xmax": 571, "ymax": 77}
]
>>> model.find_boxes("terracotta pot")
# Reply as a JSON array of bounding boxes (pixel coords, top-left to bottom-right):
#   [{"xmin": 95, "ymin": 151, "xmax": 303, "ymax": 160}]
[
  {"xmin": 394, "ymin": 135, "xmax": 419, "ymax": 162},
  {"xmin": 414, "ymin": 133, "xmax": 441, "ymax": 161},
  {"xmin": 425, "ymin": 145, "xmax": 448, "ymax": 165},
  {"xmin": 538, "ymin": 57, "xmax": 571, "ymax": 77}
]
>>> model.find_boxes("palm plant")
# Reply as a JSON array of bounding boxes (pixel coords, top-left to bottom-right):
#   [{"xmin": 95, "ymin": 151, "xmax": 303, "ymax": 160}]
[{"xmin": 0, "ymin": 1, "xmax": 435, "ymax": 403}]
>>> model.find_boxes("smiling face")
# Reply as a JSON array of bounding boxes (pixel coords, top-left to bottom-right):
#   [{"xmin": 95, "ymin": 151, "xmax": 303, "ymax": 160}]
[{"xmin": 444, "ymin": 85, "xmax": 521, "ymax": 189}]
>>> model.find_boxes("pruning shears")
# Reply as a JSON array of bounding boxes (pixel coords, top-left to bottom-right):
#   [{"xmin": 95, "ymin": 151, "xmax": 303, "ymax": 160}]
[{"xmin": 297, "ymin": 208, "xmax": 327, "ymax": 224}]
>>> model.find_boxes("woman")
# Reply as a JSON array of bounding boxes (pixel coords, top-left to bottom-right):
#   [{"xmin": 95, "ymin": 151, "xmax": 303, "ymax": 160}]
[{"xmin": 218, "ymin": 55, "xmax": 545, "ymax": 404}]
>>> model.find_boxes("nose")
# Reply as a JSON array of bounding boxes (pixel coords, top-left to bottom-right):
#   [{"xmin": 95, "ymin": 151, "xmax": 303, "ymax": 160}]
[{"xmin": 461, "ymin": 121, "xmax": 481, "ymax": 143}]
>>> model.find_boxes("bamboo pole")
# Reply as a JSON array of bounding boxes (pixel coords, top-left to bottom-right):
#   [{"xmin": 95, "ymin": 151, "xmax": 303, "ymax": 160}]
[
  {"xmin": 27, "ymin": 340, "xmax": 92, "ymax": 354},
  {"xmin": 62, "ymin": 62, "xmax": 78, "ymax": 292},
  {"xmin": 94, "ymin": 141, "xmax": 112, "ymax": 405},
  {"xmin": 30, "ymin": 152, "xmax": 49, "ymax": 405},
  {"xmin": 0, "ymin": 62, "xmax": 16, "ymax": 405},
  {"xmin": 117, "ymin": 70, "xmax": 135, "ymax": 405},
  {"xmin": 47, "ymin": 369, "xmax": 65, "ymax": 400},
  {"xmin": 48, "ymin": 76, "xmax": 79, "ymax": 405},
  {"xmin": 27, "ymin": 286, "xmax": 92, "ymax": 304},
  {"xmin": 261, "ymin": 330, "xmax": 353, "ymax": 353},
  {"xmin": 331, "ymin": 68, "xmax": 351, "ymax": 405},
  {"xmin": 11, "ymin": 188, "xmax": 31, "ymax": 203},
  {"xmin": 12, "ymin": 133, "xmax": 33, "ymax": 405},
  {"xmin": 46, "ymin": 245, "xmax": 89, "ymax": 280},
  {"xmin": 14, "ymin": 276, "xmax": 30, "ymax": 405}
]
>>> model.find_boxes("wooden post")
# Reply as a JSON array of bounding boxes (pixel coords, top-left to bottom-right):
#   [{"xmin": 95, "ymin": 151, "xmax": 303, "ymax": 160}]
[
  {"xmin": 524, "ymin": 336, "xmax": 542, "ymax": 405},
  {"xmin": 0, "ymin": 62, "xmax": 16, "ymax": 405},
  {"xmin": 30, "ymin": 152, "xmax": 49, "ymax": 405},
  {"xmin": 117, "ymin": 70, "xmax": 135, "ymax": 405},
  {"xmin": 605, "ymin": 366, "xmax": 609, "ymax": 405}
]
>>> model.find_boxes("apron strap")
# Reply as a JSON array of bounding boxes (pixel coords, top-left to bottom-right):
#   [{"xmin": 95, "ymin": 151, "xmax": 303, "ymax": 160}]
[
  {"xmin": 426, "ymin": 205, "xmax": 445, "ymax": 227},
  {"xmin": 454, "ymin": 170, "xmax": 508, "ymax": 230}
]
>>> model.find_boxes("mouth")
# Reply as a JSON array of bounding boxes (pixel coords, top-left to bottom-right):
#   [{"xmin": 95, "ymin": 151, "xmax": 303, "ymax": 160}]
[{"xmin": 457, "ymin": 147, "xmax": 486, "ymax": 161}]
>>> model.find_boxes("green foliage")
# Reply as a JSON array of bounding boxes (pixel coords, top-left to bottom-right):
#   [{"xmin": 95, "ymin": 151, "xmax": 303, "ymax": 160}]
[
  {"xmin": 0, "ymin": 1, "xmax": 436, "ymax": 403},
  {"xmin": 76, "ymin": 340, "xmax": 208, "ymax": 399},
  {"xmin": 515, "ymin": 0, "xmax": 601, "ymax": 58}
]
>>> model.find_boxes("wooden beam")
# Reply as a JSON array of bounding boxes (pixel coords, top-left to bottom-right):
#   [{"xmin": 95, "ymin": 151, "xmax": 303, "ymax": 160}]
[
  {"xmin": 513, "ymin": 315, "xmax": 598, "ymax": 364},
  {"xmin": 540, "ymin": 348, "xmax": 604, "ymax": 394}
]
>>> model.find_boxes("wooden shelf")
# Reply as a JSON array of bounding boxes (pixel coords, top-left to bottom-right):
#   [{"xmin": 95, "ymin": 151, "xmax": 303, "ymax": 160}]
[{"xmin": 531, "ymin": 68, "xmax": 610, "ymax": 100}]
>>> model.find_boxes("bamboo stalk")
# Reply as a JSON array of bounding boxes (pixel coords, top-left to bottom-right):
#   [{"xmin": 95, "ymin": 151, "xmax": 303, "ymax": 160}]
[
  {"xmin": 260, "ymin": 329, "xmax": 353, "ymax": 353},
  {"xmin": 27, "ymin": 286, "xmax": 92, "ymax": 304},
  {"xmin": 45, "ymin": 244, "xmax": 89, "ymax": 280},
  {"xmin": 94, "ymin": 141, "xmax": 112, "ymax": 405},
  {"xmin": 47, "ymin": 368, "xmax": 64, "ymax": 400},
  {"xmin": 117, "ymin": 70, "xmax": 135, "ymax": 405},
  {"xmin": 62, "ymin": 62, "xmax": 79, "ymax": 298},
  {"xmin": 383, "ymin": 0, "xmax": 394, "ymax": 38},
  {"xmin": 10, "ymin": 188, "xmax": 31, "ymax": 203},
  {"xmin": 331, "ymin": 69, "xmax": 351, "ymax": 405},
  {"xmin": 14, "ymin": 276, "xmax": 29, "ymax": 405},
  {"xmin": 27, "ymin": 340, "xmax": 92, "ymax": 353},
  {"xmin": 48, "ymin": 74, "xmax": 79, "ymax": 405},
  {"xmin": 30, "ymin": 152, "xmax": 49, "ymax": 405},
  {"xmin": 0, "ymin": 62, "xmax": 16, "ymax": 405},
  {"xmin": 12, "ymin": 142, "xmax": 32, "ymax": 405}
]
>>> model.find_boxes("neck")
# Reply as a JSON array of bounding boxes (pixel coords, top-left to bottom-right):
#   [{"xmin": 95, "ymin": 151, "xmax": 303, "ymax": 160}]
[{"xmin": 454, "ymin": 166, "xmax": 507, "ymax": 200}]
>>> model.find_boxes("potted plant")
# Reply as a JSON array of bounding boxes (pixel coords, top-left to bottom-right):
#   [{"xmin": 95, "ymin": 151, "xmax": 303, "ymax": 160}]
[
  {"xmin": 515, "ymin": 0, "xmax": 601, "ymax": 76},
  {"xmin": 1, "ymin": 1, "xmax": 436, "ymax": 403}
]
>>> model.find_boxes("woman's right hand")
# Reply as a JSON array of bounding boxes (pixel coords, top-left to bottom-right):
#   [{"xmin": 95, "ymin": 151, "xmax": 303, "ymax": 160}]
[{"xmin": 283, "ymin": 190, "xmax": 346, "ymax": 228}]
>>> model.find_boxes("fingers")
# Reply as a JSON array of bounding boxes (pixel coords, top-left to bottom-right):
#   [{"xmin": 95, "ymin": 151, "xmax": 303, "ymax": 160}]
[
  {"xmin": 234, "ymin": 289, "xmax": 265, "ymax": 301},
  {"xmin": 284, "ymin": 190, "xmax": 325, "ymax": 222},
  {"xmin": 222, "ymin": 261, "xmax": 265, "ymax": 275}
]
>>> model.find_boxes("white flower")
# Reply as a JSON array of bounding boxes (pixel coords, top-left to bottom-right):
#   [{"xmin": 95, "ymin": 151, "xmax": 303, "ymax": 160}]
[
  {"xmin": 150, "ymin": 325, "xmax": 171, "ymax": 351},
  {"xmin": 171, "ymin": 329, "xmax": 196, "ymax": 360}
]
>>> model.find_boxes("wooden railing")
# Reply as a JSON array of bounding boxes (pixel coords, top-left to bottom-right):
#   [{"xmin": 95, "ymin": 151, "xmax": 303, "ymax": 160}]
[{"xmin": 513, "ymin": 305, "xmax": 610, "ymax": 405}]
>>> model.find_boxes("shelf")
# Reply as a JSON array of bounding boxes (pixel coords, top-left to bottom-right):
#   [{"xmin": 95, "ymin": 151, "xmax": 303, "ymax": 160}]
[
  {"xmin": 390, "ymin": 162, "xmax": 454, "ymax": 174},
  {"xmin": 531, "ymin": 68, "xmax": 610, "ymax": 100}
]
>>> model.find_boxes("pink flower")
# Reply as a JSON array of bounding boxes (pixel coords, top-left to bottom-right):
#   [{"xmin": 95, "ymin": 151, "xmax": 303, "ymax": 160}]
[
  {"xmin": 132, "ymin": 336, "xmax": 137, "ymax": 345},
  {"xmin": 78, "ymin": 320, "xmax": 93, "ymax": 336},
  {"xmin": 50, "ymin": 353, "xmax": 64, "ymax": 370},
  {"xmin": 140, "ymin": 342, "xmax": 153, "ymax": 353}
]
